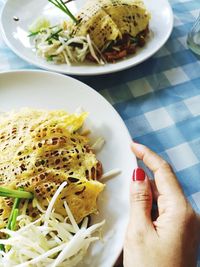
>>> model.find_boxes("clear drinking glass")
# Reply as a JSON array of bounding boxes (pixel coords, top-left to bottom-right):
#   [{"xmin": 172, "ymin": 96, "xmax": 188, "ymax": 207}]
[{"xmin": 187, "ymin": 13, "xmax": 200, "ymax": 55}]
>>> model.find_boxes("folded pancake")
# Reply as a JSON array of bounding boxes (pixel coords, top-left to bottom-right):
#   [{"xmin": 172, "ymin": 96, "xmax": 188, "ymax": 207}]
[
  {"xmin": 73, "ymin": 0, "xmax": 151, "ymax": 49},
  {"xmin": 0, "ymin": 109, "xmax": 104, "ymax": 228}
]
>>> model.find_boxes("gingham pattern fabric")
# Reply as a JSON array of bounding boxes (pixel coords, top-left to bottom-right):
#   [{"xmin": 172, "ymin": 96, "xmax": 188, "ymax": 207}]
[{"xmin": 1, "ymin": 0, "xmax": 200, "ymax": 265}]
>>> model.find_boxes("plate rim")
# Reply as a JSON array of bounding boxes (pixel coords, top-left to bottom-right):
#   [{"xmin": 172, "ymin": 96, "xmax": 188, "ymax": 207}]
[
  {"xmin": 0, "ymin": 0, "xmax": 174, "ymax": 76},
  {"xmin": 0, "ymin": 68, "xmax": 135, "ymax": 143}
]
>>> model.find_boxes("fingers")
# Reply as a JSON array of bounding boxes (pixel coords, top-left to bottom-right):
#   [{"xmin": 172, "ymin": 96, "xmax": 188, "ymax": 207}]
[
  {"xmin": 131, "ymin": 143, "xmax": 184, "ymax": 198},
  {"xmin": 129, "ymin": 168, "xmax": 154, "ymax": 231}
]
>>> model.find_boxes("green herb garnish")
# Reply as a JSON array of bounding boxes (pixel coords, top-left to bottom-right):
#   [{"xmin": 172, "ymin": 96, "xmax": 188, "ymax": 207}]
[
  {"xmin": 46, "ymin": 55, "xmax": 56, "ymax": 61},
  {"xmin": 28, "ymin": 31, "xmax": 41, "ymax": 37},
  {"xmin": 130, "ymin": 36, "xmax": 138, "ymax": 44},
  {"xmin": 10, "ymin": 209, "xmax": 19, "ymax": 231},
  {"xmin": 7, "ymin": 197, "xmax": 21, "ymax": 231},
  {"xmin": 46, "ymin": 28, "xmax": 62, "ymax": 41},
  {"xmin": 48, "ymin": 0, "xmax": 78, "ymax": 24},
  {"xmin": 0, "ymin": 187, "xmax": 33, "ymax": 199},
  {"xmin": 3, "ymin": 196, "xmax": 21, "ymax": 252},
  {"xmin": 0, "ymin": 188, "xmax": 33, "ymax": 251}
]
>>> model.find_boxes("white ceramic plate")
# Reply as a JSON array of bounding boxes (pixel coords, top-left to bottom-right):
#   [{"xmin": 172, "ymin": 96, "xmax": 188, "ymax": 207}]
[
  {"xmin": 0, "ymin": 70, "xmax": 136, "ymax": 267},
  {"xmin": 0, "ymin": 0, "xmax": 173, "ymax": 76}
]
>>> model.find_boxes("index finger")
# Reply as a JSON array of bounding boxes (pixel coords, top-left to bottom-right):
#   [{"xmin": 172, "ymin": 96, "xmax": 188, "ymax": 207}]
[{"xmin": 131, "ymin": 142, "xmax": 184, "ymax": 198}]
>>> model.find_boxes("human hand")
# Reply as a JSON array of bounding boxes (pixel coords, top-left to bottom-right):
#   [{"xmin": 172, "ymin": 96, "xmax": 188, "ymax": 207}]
[{"xmin": 124, "ymin": 143, "xmax": 200, "ymax": 267}]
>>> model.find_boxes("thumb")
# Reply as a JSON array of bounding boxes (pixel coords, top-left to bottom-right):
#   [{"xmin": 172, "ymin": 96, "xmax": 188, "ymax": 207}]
[{"xmin": 129, "ymin": 167, "xmax": 153, "ymax": 230}]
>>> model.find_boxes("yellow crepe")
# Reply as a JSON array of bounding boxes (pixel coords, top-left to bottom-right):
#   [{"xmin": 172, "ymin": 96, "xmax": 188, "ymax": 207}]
[
  {"xmin": 74, "ymin": 1, "xmax": 120, "ymax": 49},
  {"xmin": 0, "ymin": 108, "xmax": 104, "ymax": 228},
  {"xmin": 73, "ymin": 0, "xmax": 151, "ymax": 49}
]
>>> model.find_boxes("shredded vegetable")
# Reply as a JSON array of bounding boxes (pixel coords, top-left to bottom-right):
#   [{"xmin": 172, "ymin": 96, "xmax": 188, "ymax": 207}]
[
  {"xmin": 101, "ymin": 169, "xmax": 121, "ymax": 181},
  {"xmin": 0, "ymin": 182, "xmax": 105, "ymax": 266},
  {"xmin": 91, "ymin": 137, "xmax": 105, "ymax": 152},
  {"xmin": 28, "ymin": 17, "xmax": 105, "ymax": 65}
]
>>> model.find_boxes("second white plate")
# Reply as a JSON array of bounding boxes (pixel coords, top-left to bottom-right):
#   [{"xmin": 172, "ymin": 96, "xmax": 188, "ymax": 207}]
[{"xmin": 0, "ymin": 0, "xmax": 173, "ymax": 75}]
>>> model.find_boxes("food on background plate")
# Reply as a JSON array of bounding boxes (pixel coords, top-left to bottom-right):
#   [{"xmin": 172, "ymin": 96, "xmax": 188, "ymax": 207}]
[
  {"xmin": 28, "ymin": 0, "xmax": 151, "ymax": 65},
  {"xmin": 0, "ymin": 108, "xmax": 112, "ymax": 266}
]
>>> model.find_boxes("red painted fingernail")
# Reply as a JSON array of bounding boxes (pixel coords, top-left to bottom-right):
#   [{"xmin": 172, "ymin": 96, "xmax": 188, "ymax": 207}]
[{"xmin": 132, "ymin": 168, "xmax": 145, "ymax": 181}]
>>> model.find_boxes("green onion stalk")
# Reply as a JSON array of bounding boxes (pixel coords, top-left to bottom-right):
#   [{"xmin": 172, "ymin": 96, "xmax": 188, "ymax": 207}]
[
  {"xmin": 48, "ymin": 0, "xmax": 78, "ymax": 24},
  {"xmin": 0, "ymin": 188, "xmax": 33, "ymax": 251},
  {"xmin": 0, "ymin": 187, "xmax": 33, "ymax": 199}
]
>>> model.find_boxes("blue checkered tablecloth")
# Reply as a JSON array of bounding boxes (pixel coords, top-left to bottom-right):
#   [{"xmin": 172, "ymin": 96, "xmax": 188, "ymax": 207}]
[{"xmin": 1, "ymin": 0, "xmax": 200, "ymax": 265}]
